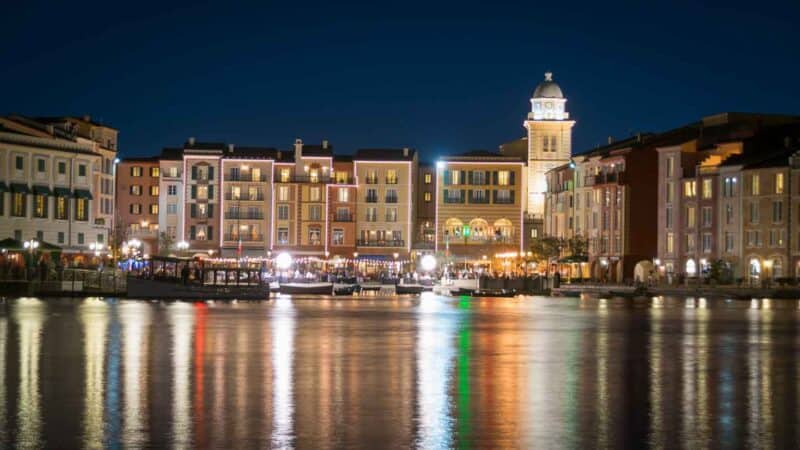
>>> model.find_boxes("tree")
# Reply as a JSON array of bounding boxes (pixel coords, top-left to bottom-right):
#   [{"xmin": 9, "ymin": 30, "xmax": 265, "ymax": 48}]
[
  {"xmin": 530, "ymin": 236, "xmax": 563, "ymax": 275},
  {"xmin": 158, "ymin": 232, "xmax": 174, "ymax": 256},
  {"xmin": 564, "ymin": 235, "xmax": 588, "ymax": 259}
]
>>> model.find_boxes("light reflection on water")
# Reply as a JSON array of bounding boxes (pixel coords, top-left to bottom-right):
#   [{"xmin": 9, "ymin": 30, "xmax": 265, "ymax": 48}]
[{"xmin": 0, "ymin": 295, "xmax": 800, "ymax": 448}]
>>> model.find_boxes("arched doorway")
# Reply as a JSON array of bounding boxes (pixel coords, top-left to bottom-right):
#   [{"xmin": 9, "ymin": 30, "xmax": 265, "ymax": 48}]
[
  {"xmin": 685, "ymin": 258, "xmax": 697, "ymax": 277},
  {"xmin": 493, "ymin": 218, "xmax": 514, "ymax": 242},
  {"xmin": 749, "ymin": 258, "xmax": 761, "ymax": 283},
  {"xmin": 634, "ymin": 260, "xmax": 655, "ymax": 284},
  {"xmin": 771, "ymin": 257, "xmax": 783, "ymax": 279},
  {"xmin": 468, "ymin": 218, "xmax": 489, "ymax": 242}
]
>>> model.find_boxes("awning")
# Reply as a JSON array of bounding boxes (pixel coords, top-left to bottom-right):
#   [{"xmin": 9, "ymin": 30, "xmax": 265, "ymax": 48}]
[
  {"xmin": 73, "ymin": 189, "xmax": 93, "ymax": 199},
  {"xmin": 33, "ymin": 185, "xmax": 52, "ymax": 195},
  {"xmin": 54, "ymin": 187, "xmax": 72, "ymax": 197},
  {"xmin": 10, "ymin": 183, "xmax": 29, "ymax": 194},
  {"xmin": 558, "ymin": 255, "xmax": 589, "ymax": 263},
  {"xmin": 0, "ymin": 182, "xmax": 8, "ymax": 193}
]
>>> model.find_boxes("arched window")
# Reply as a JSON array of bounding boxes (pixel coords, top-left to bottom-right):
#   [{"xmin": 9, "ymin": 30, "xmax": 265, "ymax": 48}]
[
  {"xmin": 685, "ymin": 259, "xmax": 696, "ymax": 276},
  {"xmin": 445, "ymin": 218, "xmax": 464, "ymax": 238},
  {"xmin": 749, "ymin": 258, "xmax": 761, "ymax": 280},
  {"xmin": 468, "ymin": 218, "xmax": 489, "ymax": 240},
  {"xmin": 493, "ymin": 219, "xmax": 514, "ymax": 241}
]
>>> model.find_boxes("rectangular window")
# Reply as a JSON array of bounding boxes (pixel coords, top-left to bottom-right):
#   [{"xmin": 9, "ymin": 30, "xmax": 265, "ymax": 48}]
[
  {"xmin": 308, "ymin": 227, "xmax": 321, "ymax": 245},
  {"xmin": 309, "ymin": 187, "xmax": 321, "ymax": 202},
  {"xmin": 424, "ymin": 192, "xmax": 432, "ymax": 202},
  {"xmin": 131, "ymin": 166, "xmax": 143, "ymax": 177},
  {"xmin": 365, "ymin": 169, "xmax": 378, "ymax": 184},
  {"xmin": 424, "ymin": 173, "xmax": 432, "ymax": 184},
  {"xmin": 335, "ymin": 171, "xmax": 350, "ymax": 184},
  {"xmin": 277, "ymin": 204, "xmax": 290, "ymax": 220},
  {"xmin": 250, "ymin": 167, "xmax": 261, "ymax": 182},
  {"xmin": 725, "ymin": 204, "xmax": 733, "ymax": 225},
  {"xmin": 775, "ymin": 173, "xmax": 784, "ymax": 194},
  {"xmin": 55, "ymin": 196, "xmax": 68, "ymax": 220},
  {"xmin": 167, "ymin": 204, "xmax": 177, "ymax": 215},
  {"xmin": 37, "ymin": 159, "xmax": 45, "ymax": 172},
  {"xmin": 57, "ymin": 232, "xmax": 65, "ymax": 244},
  {"xmin": 366, "ymin": 188, "xmax": 378, "ymax": 203},
  {"xmin": 495, "ymin": 189, "xmax": 512, "ymax": 204},
  {"xmin": 686, "ymin": 206, "xmax": 696, "ymax": 228},
  {"xmin": 749, "ymin": 202, "xmax": 759, "ymax": 224},
  {"xmin": 150, "ymin": 186, "xmax": 159, "ymax": 196},
  {"xmin": 751, "ymin": 174, "xmax": 760, "ymax": 195},
  {"xmin": 365, "ymin": 207, "xmax": 377, "ymax": 222},
  {"xmin": 702, "ymin": 178, "xmax": 712, "ymax": 199},
  {"xmin": 150, "ymin": 167, "xmax": 160, "ymax": 177},
  {"xmin": 12, "ymin": 193, "xmax": 26, "ymax": 217},
  {"xmin": 385, "ymin": 188, "xmax": 398, "ymax": 203},
  {"xmin": 167, "ymin": 185, "xmax": 177, "ymax": 195},
  {"xmin": 78, "ymin": 164, "xmax": 87, "ymax": 177},
  {"xmin": 666, "ymin": 232, "xmax": 674, "ymax": 254},
  {"xmin": 725, "ymin": 233, "xmax": 734, "ymax": 252},
  {"xmin": 684, "ymin": 180, "xmax": 696, "ymax": 198},
  {"xmin": 15, "ymin": 156, "xmax": 24, "ymax": 170},
  {"xmin": 309, "ymin": 205, "xmax": 322, "ymax": 221},
  {"xmin": 702, "ymin": 233, "xmax": 712, "ymax": 253},
  {"xmin": 666, "ymin": 182, "xmax": 674, "ymax": 203},
  {"xmin": 332, "ymin": 229, "xmax": 344, "ymax": 245},
  {"xmin": 150, "ymin": 204, "xmax": 159, "ymax": 215},
  {"xmin": 386, "ymin": 169, "xmax": 398, "ymax": 184},
  {"xmin": 497, "ymin": 171, "xmax": 510, "ymax": 186},
  {"xmin": 335, "ymin": 207, "xmax": 350, "ymax": 221},
  {"xmin": 278, "ymin": 186, "xmax": 290, "ymax": 201},
  {"xmin": 386, "ymin": 208, "xmax": 398, "ymax": 222},
  {"xmin": 450, "ymin": 170, "xmax": 461, "ymax": 185},
  {"xmin": 773, "ymin": 201, "xmax": 783, "ymax": 223},
  {"xmin": 666, "ymin": 156, "xmax": 674, "ymax": 177},
  {"xmin": 33, "ymin": 194, "xmax": 47, "ymax": 218},
  {"xmin": 130, "ymin": 185, "xmax": 142, "ymax": 195},
  {"xmin": 338, "ymin": 188, "xmax": 349, "ymax": 202},
  {"xmin": 77, "ymin": 233, "xmax": 84, "ymax": 245},
  {"xmin": 701, "ymin": 206, "xmax": 712, "ymax": 227},
  {"xmin": 278, "ymin": 228, "xmax": 289, "ymax": 244},
  {"xmin": 666, "ymin": 207, "xmax": 673, "ymax": 228},
  {"xmin": 58, "ymin": 161, "xmax": 66, "ymax": 175},
  {"xmin": 685, "ymin": 234, "xmax": 695, "ymax": 252}
]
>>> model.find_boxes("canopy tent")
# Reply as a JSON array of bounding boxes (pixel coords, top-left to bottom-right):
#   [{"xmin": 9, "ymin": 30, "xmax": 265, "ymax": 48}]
[{"xmin": 0, "ymin": 238, "xmax": 62, "ymax": 252}]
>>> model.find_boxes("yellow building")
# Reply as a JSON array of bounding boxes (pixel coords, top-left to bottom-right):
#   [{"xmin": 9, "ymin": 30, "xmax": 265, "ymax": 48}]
[{"xmin": 435, "ymin": 152, "xmax": 526, "ymax": 269}]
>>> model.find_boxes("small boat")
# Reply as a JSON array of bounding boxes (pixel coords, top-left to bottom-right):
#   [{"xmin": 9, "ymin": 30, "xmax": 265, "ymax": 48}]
[
  {"xmin": 333, "ymin": 284, "xmax": 360, "ymax": 295},
  {"xmin": 395, "ymin": 284, "xmax": 426, "ymax": 295},
  {"xmin": 471, "ymin": 288, "xmax": 517, "ymax": 298},
  {"xmin": 278, "ymin": 283, "xmax": 333, "ymax": 295}
]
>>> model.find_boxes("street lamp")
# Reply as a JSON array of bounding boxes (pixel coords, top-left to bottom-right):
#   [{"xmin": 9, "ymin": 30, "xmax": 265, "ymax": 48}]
[
  {"xmin": 176, "ymin": 240, "xmax": 189, "ymax": 256},
  {"xmin": 23, "ymin": 239, "xmax": 39, "ymax": 280},
  {"xmin": 420, "ymin": 254, "xmax": 437, "ymax": 273},
  {"xmin": 89, "ymin": 242, "xmax": 104, "ymax": 257}
]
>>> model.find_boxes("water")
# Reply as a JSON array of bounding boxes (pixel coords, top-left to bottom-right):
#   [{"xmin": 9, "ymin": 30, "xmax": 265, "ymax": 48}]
[{"xmin": 0, "ymin": 295, "xmax": 799, "ymax": 449}]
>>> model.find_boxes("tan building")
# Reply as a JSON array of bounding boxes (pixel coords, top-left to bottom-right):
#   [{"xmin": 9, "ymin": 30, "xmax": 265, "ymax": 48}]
[
  {"xmin": 116, "ymin": 157, "xmax": 160, "ymax": 255},
  {"xmin": 327, "ymin": 157, "xmax": 357, "ymax": 258},
  {"xmin": 0, "ymin": 115, "xmax": 116, "ymax": 256},
  {"xmin": 543, "ymin": 162, "xmax": 575, "ymax": 241},
  {"xmin": 435, "ymin": 151, "xmax": 526, "ymax": 268},
  {"xmin": 354, "ymin": 148, "xmax": 418, "ymax": 257}
]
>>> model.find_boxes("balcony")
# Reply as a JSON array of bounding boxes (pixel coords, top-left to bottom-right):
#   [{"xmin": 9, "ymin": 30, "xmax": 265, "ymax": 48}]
[
  {"xmin": 333, "ymin": 213, "xmax": 354, "ymax": 222},
  {"xmin": 224, "ymin": 234, "xmax": 265, "ymax": 242},
  {"xmin": 275, "ymin": 175, "xmax": 332, "ymax": 184},
  {"xmin": 365, "ymin": 195, "xmax": 378, "ymax": 203},
  {"xmin": 224, "ymin": 212, "xmax": 265, "ymax": 220},
  {"xmin": 357, "ymin": 239, "xmax": 405, "ymax": 247},
  {"xmin": 587, "ymin": 172, "xmax": 625, "ymax": 186},
  {"xmin": 385, "ymin": 195, "xmax": 398, "ymax": 203},
  {"xmin": 225, "ymin": 193, "xmax": 265, "ymax": 201},
  {"xmin": 225, "ymin": 173, "xmax": 268, "ymax": 182}
]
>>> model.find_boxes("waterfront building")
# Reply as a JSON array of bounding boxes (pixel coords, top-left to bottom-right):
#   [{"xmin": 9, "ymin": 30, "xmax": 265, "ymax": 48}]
[
  {"xmin": 434, "ymin": 151, "xmax": 526, "ymax": 266},
  {"xmin": 0, "ymin": 115, "xmax": 117, "ymax": 257},
  {"xmin": 116, "ymin": 157, "xmax": 160, "ymax": 255},
  {"xmin": 543, "ymin": 162, "xmax": 575, "ymax": 241},
  {"xmin": 656, "ymin": 115, "xmax": 800, "ymax": 282},
  {"xmin": 414, "ymin": 163, "xmax": 436, "ymax": 253},
  {"xmin": 327, "ymin": 156, "xmax": 357, "ymax": 258},
  {"xmin": 353, "ymin": 148, "xmax": 418, "ymax": 258}
]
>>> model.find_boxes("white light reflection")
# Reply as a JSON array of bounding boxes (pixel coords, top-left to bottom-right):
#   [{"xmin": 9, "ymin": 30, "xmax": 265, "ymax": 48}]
[
  {"xmin": 170, "ymin": 302, "xmax": 195, "ymax": 448},
  {"xmin": 15, "ymin": 298, "xmax": 44, "ymax": 448},
  {"xmin": 80, "ymin": 298, "xmax": 108, "ymax": 448},
  {"xmin": 416, "ymin": 296, "xmax": 456, "ymax": 449},
  {"xmin": 272, "ymin": 297, "xmax": 296, "ymax": 449},
  {"xmin": 121, "ymin": 302, "xmax": 151, "ymax": 446}
]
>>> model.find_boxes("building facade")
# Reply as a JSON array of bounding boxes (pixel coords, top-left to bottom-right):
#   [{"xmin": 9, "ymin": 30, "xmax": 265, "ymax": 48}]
[
  {"xmin": 116, "ymin": 157, "xmax": 160, "ymax": 255},
  {"xmin": 0, "ymin": 115, "xmax": 117, "ymax": 257}
]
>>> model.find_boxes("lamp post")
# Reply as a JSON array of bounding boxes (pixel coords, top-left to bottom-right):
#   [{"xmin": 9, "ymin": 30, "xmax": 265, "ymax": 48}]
[
  {"xmin": 176, "ymin": 240, "xmax": 189, "ymax": 257},
  {"xmin": 23, "ymin": 239, "xmax": 40, "ymax": 280}
]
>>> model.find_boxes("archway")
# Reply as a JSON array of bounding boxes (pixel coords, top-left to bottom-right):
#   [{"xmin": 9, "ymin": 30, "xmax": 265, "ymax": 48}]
[
  {"xmin": 445, "ymin": 218, "xmax": 464, "ymax": 238},
  {"xmin": 685, "ymin": 258, "xmax": 697, "ymax": 277},
  {"xmin": 468, "ymin": 218, "xmax": 490, "ymax": 241},
  {"xmin": 493, "ymin": 218, "xmax": 514, "ymax": 242},
  {"xmin": 634, "ymin": 260, "xmax": 655, "ymax": 284},
  {"xmin": 749, "ymin": 258, "xmax": 761, "ymax": 282},
  {"xmin": 771, "ymin": 257, "xmax": 783, "ymax": 279}
]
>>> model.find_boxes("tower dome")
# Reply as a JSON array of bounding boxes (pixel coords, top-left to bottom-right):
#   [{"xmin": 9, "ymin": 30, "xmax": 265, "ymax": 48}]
[{"xmin": 533, "ymin": 72, "xmax": 564, "ymax": 99}]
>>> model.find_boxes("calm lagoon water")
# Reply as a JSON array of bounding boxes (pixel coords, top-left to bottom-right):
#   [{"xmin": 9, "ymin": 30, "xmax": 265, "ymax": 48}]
[{"xmin": 0, "ymin": 295, "xmax": 799, "ymax": 449}]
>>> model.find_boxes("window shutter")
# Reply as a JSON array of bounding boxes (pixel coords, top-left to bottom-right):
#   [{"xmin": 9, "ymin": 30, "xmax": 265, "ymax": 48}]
[
  {"xmin": 208, "ymin": 185, "xmax": 214, "ymax": 200},
  {"xmin": 467, "ymin": 171, "xmax": 473, "ymax": 185},
  {"xmin": 493, "ymin": 190, "xmax": 498, "ymax": 203},
  {"xmin": 511, "ymin": 190, "xmax": 515, "ymax": 203},
  {"xmin": 443, "ymin": 189, "xmax": 449, "ymax": 202},
  {"xmin": 190, "ymin": 204, "xmax": 197, "ymax": 218},
  {"xmin": 510, "ymin": 171, "xmax": 516, "ymax": 185},
  {"xmin": 460, "ymin": 189, "xmax": 466, "ymax": 204},
  {"xmin": 190, "ymin": 226, "xmax": 196, "ymax": 240},
  {"xmin": 493, "ymin": 171, "xmax": 499, "ymax": 185},
  {"xmin": 207, "ymin": 204, "xmax": 214, "ymax": 218},
  {"xmin": 191, "ymin": 185, "xmax": 197, "ymax": 199},
  {"xmin": 191, "ymin": 166, "xmax": 197, "ymax": 180},
  {"xmin": 443, "ymin": 170, "xmax": 450, "ymax": 186},
  {"xmin": 468, "ymin": 190, "xmax": 473, "ymax": 203},
  {"xmin": 208, "ymin": 166, "xmax": 214, "ymax": 180},
  {"xmin": 208, "ymin": 226, "xmax": 213, "ymax": 239}
]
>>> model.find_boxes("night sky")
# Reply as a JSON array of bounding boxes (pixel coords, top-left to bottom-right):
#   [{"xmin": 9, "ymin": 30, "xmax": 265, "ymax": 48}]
[{"xmin": 3, "ymin": 0, "xmax": 799, "ymax": 161}]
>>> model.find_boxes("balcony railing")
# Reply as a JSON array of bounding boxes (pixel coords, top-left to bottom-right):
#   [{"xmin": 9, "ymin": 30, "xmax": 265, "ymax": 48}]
[
  {"xmin": 225, "ymin": 173, "xmax": 268, "ymax": 182},
  {"xmin": 225, "ymin": 193, "xmax": 265, "ymax": 201},
  {"xmin": 586, "ymin": 172, "xmax": 624, "ymax": 186},
  {"xmin": 223, "ymin": 234, "xmax": 265, "ymax": 242},
  {"xmin": 356, "ymin": 239, "xmax": 405, "ymax": 247},
  {"xmin": 275, "ymin": 175, "xmax": 332, "ymax": 184},
  {"xmin": 224, "ymin": 212, "xmax": 265, "ymax": 220}
]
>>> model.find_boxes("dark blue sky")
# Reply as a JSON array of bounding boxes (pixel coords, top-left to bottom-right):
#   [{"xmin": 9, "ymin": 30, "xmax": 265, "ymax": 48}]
[{"xmin": 3, "ymin": 0, "xmax": 799, "ymax": 160}]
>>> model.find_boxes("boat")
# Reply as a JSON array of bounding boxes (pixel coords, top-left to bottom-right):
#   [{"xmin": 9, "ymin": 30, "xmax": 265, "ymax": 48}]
[
  {"xmin": 278, "ymin": 282, "xmax": 333, "ymax": 295},
  {"xmin": 471, "ymin": 288, "xmax": 517, "ymax": 298},
  {"xmin": 395, "ymin": 284, "xmax": 426, "ymax": 295},
  {"xmin": 333, "ymin": 284, "xmax": 360, "ymax": 295}
]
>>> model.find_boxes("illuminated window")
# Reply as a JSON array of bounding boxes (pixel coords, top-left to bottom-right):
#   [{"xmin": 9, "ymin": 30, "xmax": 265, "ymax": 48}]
[
  {"xmin": 775, "ymin": 173, "xmax": 784, "ymax": 194},
  {"xmin": 666, "ymin": 233, "xmax": 674, "ymax": 254},
  {"xmin": 751, "ymin": 174, "xmax": 760, "ymax": 195},
  {"xmin": 497, "ymin": 171, "xmax": 510, "ymax": 185},
  {"xmin": 33, "ymin": 194, "xmax": 47, "ymax": 218},
  {"xmin": 248, "ymin": 186, "xmax": 259, "ymax": 200},
  {"xmin": 277, "ymin": 204, "xmax": 290, "ymax": 220},
  {"xmin": 130, "ymin": 185, "xmax": 142, "ymax": 195},
  {"xmin": 386, "ymin": 208, "xmax": 398, "ymax": 222},
  {"xmin": 150, "ymin": 204, "xmax": 159, "ymax": 215},
  {"xmin": 366, "ymin": 170, "xmax": 378, "ymax": 184},
  {"xmin": 231, "ymin": 186, "xmax": 241, "ymax": 200},
  {"xmin": 386, "ymin": 169, "xmax": 398, "ymax": 184},
  {"xmin": 131, "ymin": 166, "xmax": 143, "ymax": 177},
  {"xmin": 424, "ymin": 192, "xmax": 432, "ymax": 202},
  {"xmin": 683, "ymin": 180, "xmax": 696, "ymax": 198},
  {"xmin": 278, "ymin": 186, "xmax": 290, "ymax": 201},
  {"xmin": 702, "ymin": 178, "xmax": 712, "ymax": 199},
  {"xmin": 251, "ymin": 167, "xmax": 261, "ymax": 182},
  {"xmin": 309, "ymin": 187, "xmax": 321, "ymax": 202},
  {"xmin": 150, "ymin": 185, "xmax": 159, "ymax": 196},
  {"xmin": 308, "ymin": 227, "xmax": 321, "ymax": 245},
  {"xmin": 686, "ymin": 206, "xmax": 696, "ymax": 228},
  {"xmin": 196, "ymin": 185, "xmax": 208, "ymax": 200},
  {"xmin": 280, "ymin": 168, "xmax": 291, "ymax": 182},
  {"xmin": 56, "ymin": 196, "xmax": 68, "ymax": 220},
  {"xmin": 424, "ymin": 173, "xmax": 432, "ymax": 184},
  {"xmin": 666, "ymin": 157, "xmax": 674, "ymax": 177},
  {"xmin": 332, "ymin": 229, "xmax": 344, "ymax": 245},
  {"xmin": 150, "ymin": 167, "xmax": 160, "ymax": 177},
  {"xmin": 338, "ymin": 188, "xmax": 349, "ymax": 202},
  {"xmin": 277, "ymin": 227, "xmax": 289, "ymax": 244},
  {"xmin": 76, "ymin": 198, "xmax": 88, "ymax": 221}
]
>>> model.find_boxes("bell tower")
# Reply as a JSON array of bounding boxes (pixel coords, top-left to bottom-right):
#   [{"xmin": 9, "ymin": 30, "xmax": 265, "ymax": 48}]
[{"xmin": 524, "ymin": 72, "xmax": 575, "ymax": 216}]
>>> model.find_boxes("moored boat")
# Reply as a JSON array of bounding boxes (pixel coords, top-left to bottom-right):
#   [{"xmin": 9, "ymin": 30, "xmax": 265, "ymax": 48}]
[
  {"xmin": 278, "ymin": 282, "xmax": 334, "ymax": 295},
  {"xmin": 395, "ymin": 284, "xmax": 426, "ymax": 295}
]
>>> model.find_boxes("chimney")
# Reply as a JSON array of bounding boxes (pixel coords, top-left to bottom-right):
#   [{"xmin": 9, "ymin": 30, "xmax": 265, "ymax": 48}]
[
  {"xmin": 403, "ymin": 147, "xmax": 409, "ymax": 157},
  {"xmin": 228, "ymin": 144, "xmax": 234, "ymax": 152},
  {"xmin": 294, "ymin": 138, "xmax": 303, "ymax": 160},
  {"xmin": 322, "ymin": 139, "xmax": 329, "ymax": 149},
  {"xmin": 188, "ymin": 137, "xmax": 196, "ymax": 146},
  {"xmin": 607, "ymin": 136, "xmax": 614, "ymax": 145}
]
